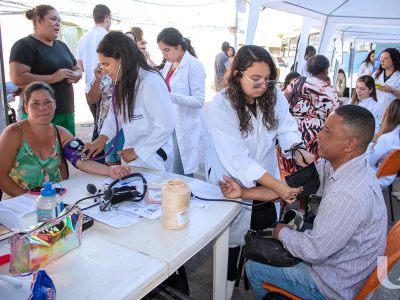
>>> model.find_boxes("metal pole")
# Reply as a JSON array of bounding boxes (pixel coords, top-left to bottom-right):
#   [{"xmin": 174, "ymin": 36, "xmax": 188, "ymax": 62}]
[
  {"xmin": 0, "ymin": 23, "xmax": 7, "ymax": 133},
  {"xmin": 348, "ymin": 41, "xmax": 355, "ymax": 100}
]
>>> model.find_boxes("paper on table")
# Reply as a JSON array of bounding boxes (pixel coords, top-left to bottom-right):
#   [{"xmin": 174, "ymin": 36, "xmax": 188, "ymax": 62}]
[
  {"xmin": 0, "ymin": 224, "xmax": 13, "ymax": 242},
  {"xmin": 0, "ymin": 195, "xmax": 36, "ymax": 216},
  {"xmin": 116, "ymin": 201, "xmax": 161, "ymax": 220},
  {"xmin": 0, "ymin": 207, "xmax": 27, "ymax": 231},
  {"xmin": 83, "ymin": 206, "xmax": 141, "ymax": 228},
  {"xmin": 187, "ymin": 180, "xmax": 226, "ymax": 209}
]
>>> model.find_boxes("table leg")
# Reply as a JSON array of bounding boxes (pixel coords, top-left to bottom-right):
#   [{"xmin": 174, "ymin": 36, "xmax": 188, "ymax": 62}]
[{"xmin": 213, "ymin": 226, "xmax": 229, "ymax": 300}]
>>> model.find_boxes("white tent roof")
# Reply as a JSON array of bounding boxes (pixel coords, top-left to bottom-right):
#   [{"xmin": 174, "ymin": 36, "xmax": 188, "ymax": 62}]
[{"xmin": 247, "ymin": 0, "xmax": 400, "ymax": 45}]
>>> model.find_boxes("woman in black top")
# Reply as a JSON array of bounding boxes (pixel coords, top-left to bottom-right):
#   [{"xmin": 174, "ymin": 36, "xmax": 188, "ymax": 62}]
[{"xmin": 9, "ymin": 4, "xmax": 82, "ymax": 135}]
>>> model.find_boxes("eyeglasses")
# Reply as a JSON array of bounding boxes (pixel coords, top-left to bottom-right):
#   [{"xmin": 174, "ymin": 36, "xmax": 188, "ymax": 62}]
[
  {"xmin": 240, "ymin": 71, "xmax": 276, "ymax": 89},
  {"xmin": 29, "ymin": 100, "xmax": 55, "ymax": 109}
]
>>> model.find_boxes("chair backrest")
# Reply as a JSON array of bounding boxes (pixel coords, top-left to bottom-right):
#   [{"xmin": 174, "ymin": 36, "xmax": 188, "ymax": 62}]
[
  {"xmin": 376, "ymin": 149, "xmax": 400, "ymax": 178},
  {"xmin": 355, "ymin": 220, "xmax": 400, "ymax": 300}
]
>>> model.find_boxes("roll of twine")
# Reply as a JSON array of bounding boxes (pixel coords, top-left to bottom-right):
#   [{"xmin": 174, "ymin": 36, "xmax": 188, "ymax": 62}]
[{"xmin": 161, "ymin": 179, "xmax": 190, "ymax": 229}]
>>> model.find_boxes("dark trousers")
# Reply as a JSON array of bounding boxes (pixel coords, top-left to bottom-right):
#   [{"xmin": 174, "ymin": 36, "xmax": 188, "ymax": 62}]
[{"xmin": 227, "ymin": 202, "xmax": 277, "ymax": 280}]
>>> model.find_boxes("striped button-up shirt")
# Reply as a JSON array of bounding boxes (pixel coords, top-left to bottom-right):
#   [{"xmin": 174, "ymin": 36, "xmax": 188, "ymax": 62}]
[{"xmin": 280, "ymin": 155, "xmax": 387, "ymax": 300}]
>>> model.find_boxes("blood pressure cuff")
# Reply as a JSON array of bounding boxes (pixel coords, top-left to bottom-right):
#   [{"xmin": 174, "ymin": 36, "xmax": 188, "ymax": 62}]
[{"xmin": 62, "ymin": 138, "xmax": 85, "ymax": 167}]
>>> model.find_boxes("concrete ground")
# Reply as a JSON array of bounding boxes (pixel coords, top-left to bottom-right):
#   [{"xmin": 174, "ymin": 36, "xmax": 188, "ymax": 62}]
[{"xmin": 73, "ymin": 122, "xmax": 400, "ymax": 300}]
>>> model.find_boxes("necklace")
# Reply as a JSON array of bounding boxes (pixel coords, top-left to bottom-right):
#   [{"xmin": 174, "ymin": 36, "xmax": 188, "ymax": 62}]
[{"xmin": 32, "ymin": 33, "xmax": 53, "ymax": 46}]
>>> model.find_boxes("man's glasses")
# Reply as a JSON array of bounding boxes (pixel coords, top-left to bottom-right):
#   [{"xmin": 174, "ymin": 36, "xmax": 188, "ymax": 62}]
[{"xmin": 240, "ymin": 71, "xmax": 276, "ymax": 89}]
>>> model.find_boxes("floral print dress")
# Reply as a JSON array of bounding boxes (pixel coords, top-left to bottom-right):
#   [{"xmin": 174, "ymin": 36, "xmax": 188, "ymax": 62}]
[
  {"xmin": 280, "ymin": 76, "xmax": 340, "ymax": 173},
  {"xmin": 9, "ymin": 124, "xmax": 62, "ymax": 191}
]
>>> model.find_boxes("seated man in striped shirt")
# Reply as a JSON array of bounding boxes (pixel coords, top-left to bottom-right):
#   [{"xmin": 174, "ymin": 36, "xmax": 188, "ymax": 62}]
[{"xmin": 220, "ymin": 105, "xmax": 387, "ymax": 300}]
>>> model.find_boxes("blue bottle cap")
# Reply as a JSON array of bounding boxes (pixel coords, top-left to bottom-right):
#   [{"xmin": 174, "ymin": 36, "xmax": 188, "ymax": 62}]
[{"xmin": 40, "ymin": 182, "xmax": 56, "ymax": 197}]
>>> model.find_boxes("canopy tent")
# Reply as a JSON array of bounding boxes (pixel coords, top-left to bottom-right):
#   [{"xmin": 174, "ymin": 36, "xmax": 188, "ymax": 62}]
[
  {"xmin": 247, "ymin": 0, "xmax": 400, "ymax": 58},
  {"xmin": 246, "ymin": 0, "xmax": 400, "ymax": 98}
]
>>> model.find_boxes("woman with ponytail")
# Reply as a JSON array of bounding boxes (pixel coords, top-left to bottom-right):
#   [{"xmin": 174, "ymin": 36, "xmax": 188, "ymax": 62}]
[{"xmin": 157, "ymin": 27, "xmax": 206, "ymax": 177}]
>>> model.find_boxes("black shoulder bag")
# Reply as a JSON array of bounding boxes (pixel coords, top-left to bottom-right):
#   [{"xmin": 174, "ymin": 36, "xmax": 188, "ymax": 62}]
[
  {"xmin": 243, "ymin": 145, "xmax": 320, "ymax": 267},
  {"xmin": 7, "ymin": 104, "xmax": 17, "ymax": 124}
]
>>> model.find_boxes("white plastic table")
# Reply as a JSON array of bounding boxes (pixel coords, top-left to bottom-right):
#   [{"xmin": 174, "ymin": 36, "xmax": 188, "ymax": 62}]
[{"xmin": 1, "ymin": 169, "xmax": 241, "ymax": 299}]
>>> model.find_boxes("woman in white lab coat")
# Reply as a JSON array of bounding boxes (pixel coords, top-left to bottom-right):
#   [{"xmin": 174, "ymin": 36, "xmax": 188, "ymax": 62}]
[
  {"xmin": 157, "ymin": 27, "xmax": 206, "ymax": 176},
  {"xmin": 351, "ymin": 75, "xmax": 383, "ymax": 132},
  {"xmin": 357, "ymin": 50, "xmax": 375, "ymax": 78},
  {"xmin": 373, "ymin": 48, "xmax": 400, "ymax": 113},
  {"xmin": 83, "ymin": 32, "xmax": 175, "ymax": 171},
  {"xmin": 206, "ymin": 45, "xmax": 313, "ymax": 294},
  {"xmin": 366, "ymin": 99, "xmax": 400, "ymax": 187}
]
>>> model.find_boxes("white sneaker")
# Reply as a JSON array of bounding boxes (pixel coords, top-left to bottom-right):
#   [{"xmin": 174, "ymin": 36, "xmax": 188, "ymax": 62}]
[{"xmin": 226, "ymin": 280, "xmax": 235, "ymax": 300}]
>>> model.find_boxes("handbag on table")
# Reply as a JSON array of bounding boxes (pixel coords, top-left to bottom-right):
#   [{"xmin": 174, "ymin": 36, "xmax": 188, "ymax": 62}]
[{"xmin": 9, "ymin": 205, "xmax": 83, "ymax": 274}]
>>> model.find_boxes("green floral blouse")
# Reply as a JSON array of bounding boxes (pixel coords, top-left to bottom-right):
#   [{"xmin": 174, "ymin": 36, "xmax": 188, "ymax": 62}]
[{"xmin": 9, "ymin": 125, "xmax": 62, "ymax": 191}]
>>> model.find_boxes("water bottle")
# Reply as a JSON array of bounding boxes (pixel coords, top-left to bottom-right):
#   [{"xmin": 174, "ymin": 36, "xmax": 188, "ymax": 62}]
[{"xmin": 36, "ymin": 182, "xmax": 63, "ymax": 222}]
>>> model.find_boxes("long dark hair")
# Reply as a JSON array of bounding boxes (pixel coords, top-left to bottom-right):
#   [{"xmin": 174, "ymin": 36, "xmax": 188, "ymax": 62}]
[
  {"xmin": 351, "ymin": 75, "xmax": 377, "ymax": 104},
  {"xmin": 375, "ymin": 99, "xmax": 400, "ymax": 141},
  {"xmin": 157, "ymin": 27, "xmax": 197, "ymax": 58},
  {"xmin": 374, "ymin": 48, "xmax": 400, "ymax": 79},
  {"xmin": 97, "ymin": 32, "xmax": 160, "ymax": 121},
  {"xmin": 226, "ymin": 45, "xmax": 278, "ymax": 136},
  {"xmin": 362, "ymin": 50, "xmax": 375, "ymax": 66}
]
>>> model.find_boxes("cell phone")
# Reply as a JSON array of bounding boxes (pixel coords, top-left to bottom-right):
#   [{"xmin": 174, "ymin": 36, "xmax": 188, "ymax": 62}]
[
  {"xmin": 64, "ymin": 204, "xmax": 94, "ymax": 231},
  {"xmin": 29, "ymin": 186, "xmax": 67, "ymax": 196}
]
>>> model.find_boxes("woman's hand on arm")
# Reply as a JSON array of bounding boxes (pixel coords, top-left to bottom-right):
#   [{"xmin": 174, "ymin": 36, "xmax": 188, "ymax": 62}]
[
  {"xmin": 75, "ymin": 160, "xmax": 131, "ymax": 178},
  {"xmin": 66, "ymin": 65, "xmax": 83, "ymax": 84},
  {"xmin": 218, "ymin": 176, "xmax": 243, "ymax": 199},
  {"xmin": 219, "ymin": 175, "xmax": 282, "ymax": 202},
  {"xmin": 108, "ymin": 165, "xmax": 131, "ymax": 179},
  {"xmin": 82, "ymin": 135, "xmax": 108, "ymax": 158},
  {"xmin": 257, "ymin": 172, "xmax": 302, "ymax": 203},
  {"xmin": 117, "ymin": 148, "xmax": 138, "ymax": 163},
  {"xmin": 0, "ymin": 124, "xmax": 28, "ymax": 197}
]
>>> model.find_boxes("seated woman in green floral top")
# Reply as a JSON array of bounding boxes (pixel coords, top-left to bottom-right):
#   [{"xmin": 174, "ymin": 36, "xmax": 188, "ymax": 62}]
[{"xmin": 0, "ymin": 81, "xmax": 130, "ymax": 198}]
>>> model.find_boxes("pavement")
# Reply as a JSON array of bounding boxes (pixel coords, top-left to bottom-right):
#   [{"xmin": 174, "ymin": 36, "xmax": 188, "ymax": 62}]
[{"xmin": 72, "ymin": 121, "xmax": 400, "ymax": 300}]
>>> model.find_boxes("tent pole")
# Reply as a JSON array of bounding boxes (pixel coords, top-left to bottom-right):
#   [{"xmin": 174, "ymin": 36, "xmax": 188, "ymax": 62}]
[
  {"xmin": 0, "ymin": 23, "xmax": 7, "ymax": 134},
  {"xmin": 245, "ymin": 0, "xmax": 261, "ymax": 45}
]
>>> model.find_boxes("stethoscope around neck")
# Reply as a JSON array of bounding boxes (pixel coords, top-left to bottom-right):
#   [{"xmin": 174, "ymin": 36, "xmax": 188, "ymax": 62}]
[{"xmin": 88, "ymin": 65, "xmax": 121, "ymax": 161}]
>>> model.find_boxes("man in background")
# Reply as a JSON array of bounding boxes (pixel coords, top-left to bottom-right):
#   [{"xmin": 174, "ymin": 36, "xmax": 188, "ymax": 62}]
[
  {"xmin": 214, "ymin": 41, "xmax": 230, "ymax": 91},
  {"xmin": 76, "ymin": 4, "xmax": 111, "ymax": 139},
  {"xmin": 298, "ymin": 45, "xmax": 316, "ymax": 77}
]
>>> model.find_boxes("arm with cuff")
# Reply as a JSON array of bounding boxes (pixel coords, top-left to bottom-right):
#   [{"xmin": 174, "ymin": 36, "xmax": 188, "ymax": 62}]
[{"xmin": 59, "ymin": 127, "xmax": 130, "ymax": 178}]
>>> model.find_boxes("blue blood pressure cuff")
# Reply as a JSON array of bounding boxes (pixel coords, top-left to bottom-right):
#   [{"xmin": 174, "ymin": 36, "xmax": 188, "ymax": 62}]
[{"xmin": 62, "ymin": 138, "xmax": 86, "ymax": 167}]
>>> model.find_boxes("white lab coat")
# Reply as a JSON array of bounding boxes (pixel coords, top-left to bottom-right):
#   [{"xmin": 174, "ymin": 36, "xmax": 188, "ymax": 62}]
[
  {"xmin": 206, "ymin": 89, "xmax": 302, "ymax": 246},
  {"xmin": 357, "ymin": 62, "xmax": 373, "ymax": 78},
  {"xmin": 366, "ymin": 126, "xmax": 400, "ymax": 187},
  {"xmin": 357, "ymin": 97, "xmax": 384, "ymax": 132},
  {"xmin": 76, "ymin": 26, "xmax": 107, "ymax": 93},
  {"xmin": 373, "ymin": 70, "xmax": 400, "ymax": 113},
  {"xmin": 161, "ymin": 51, "xmax": 206, "ymax": 175},
  {"xmin": 298, "ymin": 58, "xmax": 310, "ymax": 77},
  {"xmin": 100, "ymin": 68, "xmax": 175, "ymax": 171}
]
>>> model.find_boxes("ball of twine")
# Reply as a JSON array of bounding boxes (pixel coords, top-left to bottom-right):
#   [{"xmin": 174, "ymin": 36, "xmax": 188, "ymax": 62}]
[{"xmin": 161, "ymin": 179, "xmax": 190, "ymax": 229}]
